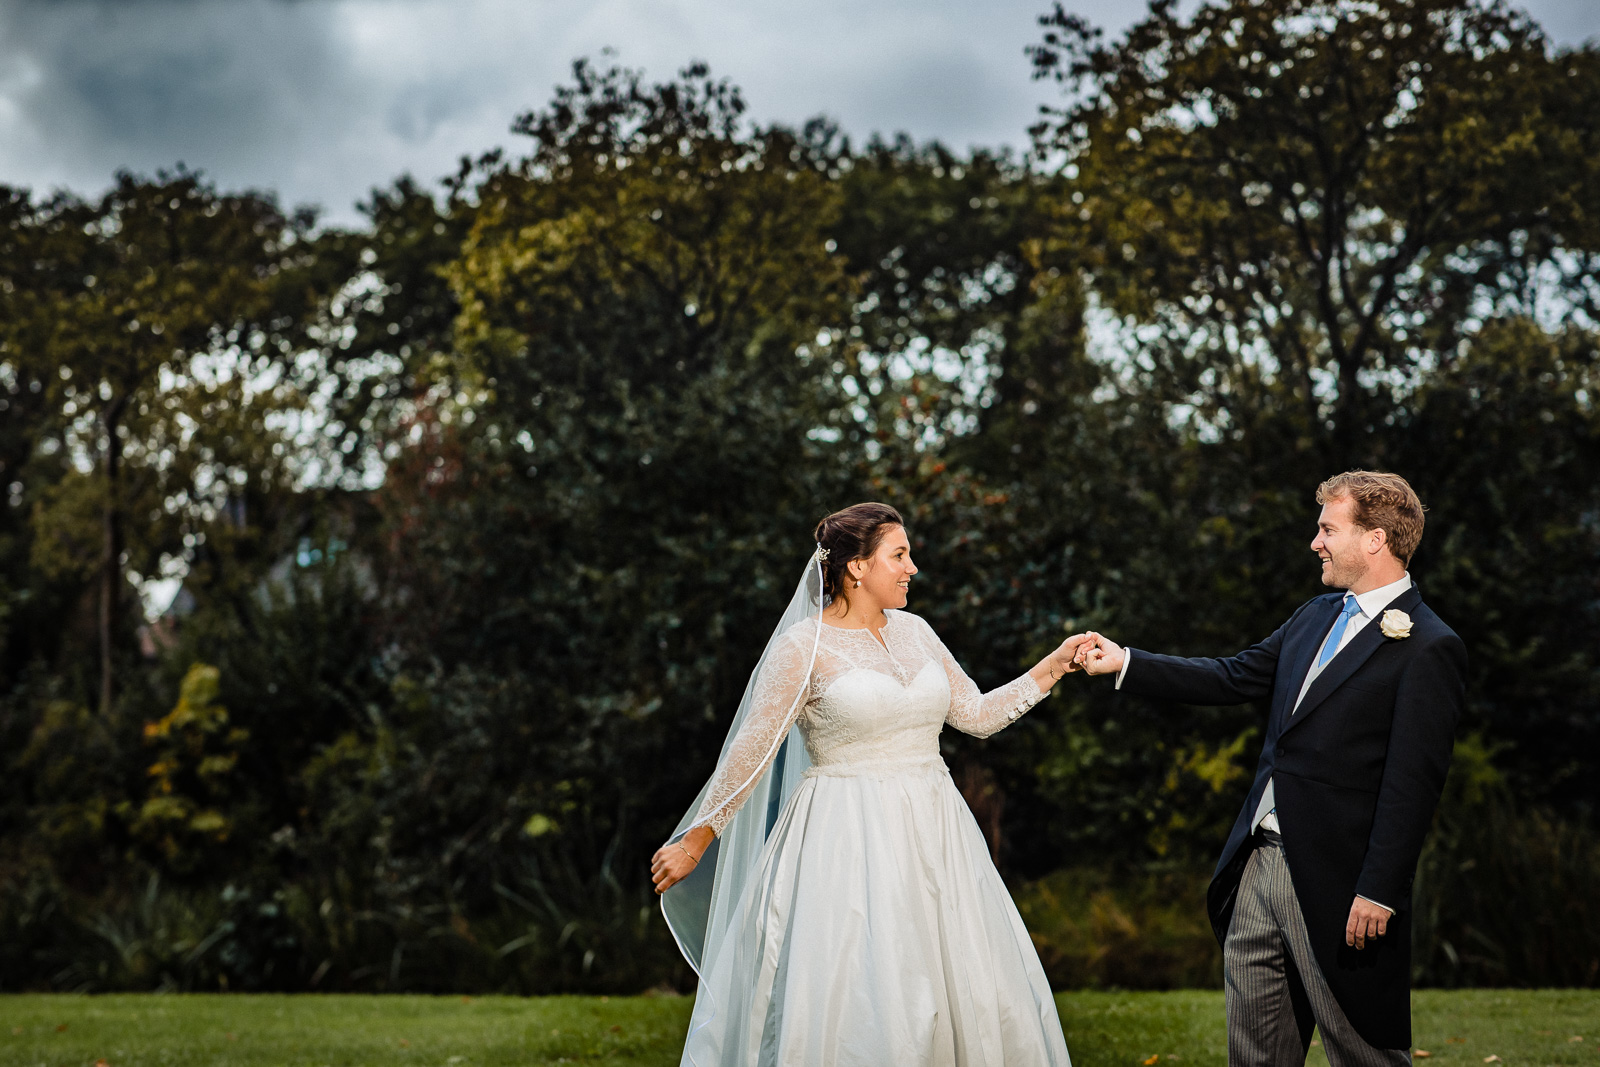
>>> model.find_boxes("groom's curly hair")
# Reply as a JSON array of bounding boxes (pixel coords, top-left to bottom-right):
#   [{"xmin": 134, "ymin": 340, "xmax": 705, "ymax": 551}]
[{"xmin": 1317, "ymin": 471, "xmax": 1427, "ymax": 566}]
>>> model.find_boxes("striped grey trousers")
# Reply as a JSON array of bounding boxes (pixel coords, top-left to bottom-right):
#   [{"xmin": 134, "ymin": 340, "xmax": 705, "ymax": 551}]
[{"xmin": 1225, "ymin": 832, "xmax": 1410, "ymax": 1067}]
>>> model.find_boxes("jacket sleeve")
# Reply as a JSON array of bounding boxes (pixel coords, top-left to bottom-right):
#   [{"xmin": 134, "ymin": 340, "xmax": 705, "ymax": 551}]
[
  {"xmin": 1354, "ymin": 631, "xmax": 1467, "ymax": 910},
  {"xmin": 1117, "ymin": 600, "xmax": 1320, "ymax": 707}
]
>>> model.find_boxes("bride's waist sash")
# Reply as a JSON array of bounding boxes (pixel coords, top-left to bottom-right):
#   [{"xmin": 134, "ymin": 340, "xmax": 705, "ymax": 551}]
[{"xmin": 802, "ymin": 754, "xmax": 948, "ymax": 780}]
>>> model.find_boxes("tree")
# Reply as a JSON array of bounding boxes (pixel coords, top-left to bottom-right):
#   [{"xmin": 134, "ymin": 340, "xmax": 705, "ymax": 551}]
[
  {"xmin": 298, "ymin": 176, "xmax": 469, "ymax": 492},
  {"xmin": 0, "ymin": 171, "xmax": 320, "ymax": 715},
  {"xmin": 325, "ymin": 60, "xmax": 868, "ymax": 987},
  {"xmin": 1029, "ymin": 0, "xmax": 1600, "ymax": 460},
  {"xmin": 1003, "ymin": 0, "xmax": 1600, "ymax": 838},
  {"xmin": 3, "ymin": 19, "xmax": 1595, "ymax": 994}
]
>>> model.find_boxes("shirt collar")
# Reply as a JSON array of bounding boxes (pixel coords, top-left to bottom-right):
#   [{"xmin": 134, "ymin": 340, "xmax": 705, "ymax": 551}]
[{"xmin": 1349, "ymin": 573, "xmax": 1412, "ymax": 619}]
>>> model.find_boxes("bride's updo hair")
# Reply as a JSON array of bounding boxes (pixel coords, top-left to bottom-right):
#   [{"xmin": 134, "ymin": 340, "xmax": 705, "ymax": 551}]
[{"xmin": 813, "ymin": 503, "xmax": 905, "ymax": 604}]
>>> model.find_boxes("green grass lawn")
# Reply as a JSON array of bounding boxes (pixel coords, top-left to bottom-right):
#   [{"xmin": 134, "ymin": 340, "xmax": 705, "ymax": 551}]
[
  {"xmin": 1063, "ymin": 990, "xmax": 1600, "ymax": 1067},
  {"xmin": 0, "ymin": 990, "xmax": 1594, "ymax": 1066}
]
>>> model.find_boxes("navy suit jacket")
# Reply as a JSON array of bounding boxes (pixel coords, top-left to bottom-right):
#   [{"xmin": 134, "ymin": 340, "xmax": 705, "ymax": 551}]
[{"xmin": 1120, "ymin": 583, "xmax": 1465, "ymax": 1049}]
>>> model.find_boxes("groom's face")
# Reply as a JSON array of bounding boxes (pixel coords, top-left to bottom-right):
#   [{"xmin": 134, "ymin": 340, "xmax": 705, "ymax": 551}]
[{"xmin": 1310, "ymin": 495, "xmax": 1370, "ymax": 590}]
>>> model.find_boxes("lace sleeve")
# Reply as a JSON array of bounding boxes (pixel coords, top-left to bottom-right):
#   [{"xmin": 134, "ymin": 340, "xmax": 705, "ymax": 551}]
[
  {"xmin": 690, "ymin": 628, "xmax": 815, "ymax": 835},
  {"xmin": 922, "ymin": 619, "xmax": 1048, "ymax": 740}
]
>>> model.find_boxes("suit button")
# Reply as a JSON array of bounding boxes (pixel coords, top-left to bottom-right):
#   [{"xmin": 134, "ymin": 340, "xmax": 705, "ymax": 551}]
[{"xmin": 1275, "ymin": 745, "xmax": 1285, "ymax": 757}]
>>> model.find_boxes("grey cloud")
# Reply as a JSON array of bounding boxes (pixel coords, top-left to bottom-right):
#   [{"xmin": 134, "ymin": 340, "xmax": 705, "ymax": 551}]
[
  {"xmin": 1528, "ymin": 0, "xmax": 1598, "ymax": 45},
  {"xmin": 0, "ymin": 0, "xmax": 1591, "ymax": 226},
  {"xmin": 2, "ymin": 0, "xmax": 358, "ymax": 202},
  {"xmin": 0, "ymin": 0, "xmax": 1094, "ymax": 220}
]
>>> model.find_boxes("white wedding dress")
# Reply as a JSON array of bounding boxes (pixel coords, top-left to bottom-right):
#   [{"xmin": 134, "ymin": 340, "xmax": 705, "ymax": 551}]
[{"xmin": 678, "ymin": 609, "xmax": 1071, "ymax": 1067}]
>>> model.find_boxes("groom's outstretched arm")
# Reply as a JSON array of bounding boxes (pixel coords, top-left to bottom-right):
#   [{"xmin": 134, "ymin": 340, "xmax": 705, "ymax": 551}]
[
  {"xmin": 1084, "ymin": 600, "xmax": 1323, "ymax": 707},
  {"xmin": 1120, "ymin": 640, "xmax": 1280, "ymax": 706}
]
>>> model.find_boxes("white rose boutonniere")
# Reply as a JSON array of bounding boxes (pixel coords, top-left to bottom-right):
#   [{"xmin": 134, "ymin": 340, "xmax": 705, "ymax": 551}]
[{"xmin": 1379, "ymin": 609, "xmax": 1413, "ymax": 640}]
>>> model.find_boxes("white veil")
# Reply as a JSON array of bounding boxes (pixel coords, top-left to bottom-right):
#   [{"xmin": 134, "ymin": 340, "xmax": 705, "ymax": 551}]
[{"xmin": 660, "ymin": 547, "xmax": 825, "ymax": 977}]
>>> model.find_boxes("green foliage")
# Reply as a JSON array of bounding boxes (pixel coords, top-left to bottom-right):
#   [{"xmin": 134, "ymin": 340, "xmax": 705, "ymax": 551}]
[
  {"xmin": 1413, "ymin": 736, "xmax": 1600, "ymax": 987},
  {"xmin": 1399, "ymin": 321, "xmax": 1600, "ymax": 805},
  {"xmin": 976, "ymin": 0, "xmax": 1600, "ymax": 871},
  {"xmin": 1028, "ymin": 0, "xmax": 1600, "ymax": 453},
  {"xmin": 124, "ymin": 664, "xmax": 249, "ymax": 870},
  {"xmin": 1, "ymin": 1, "xmax": 1597, "ymax": 994},
  {"xmin": 1016, "ymin": 865, "xmax": 1221, "ymax": 989},
  {"xmin": 0, "ymin": 167, "xmax": 329, "ymax": 719}
]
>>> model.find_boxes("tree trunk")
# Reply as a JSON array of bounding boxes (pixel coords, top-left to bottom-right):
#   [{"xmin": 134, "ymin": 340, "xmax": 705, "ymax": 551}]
[{"xmin": 99, "ymin": 394, "xmax": 128, "ymax": 717}]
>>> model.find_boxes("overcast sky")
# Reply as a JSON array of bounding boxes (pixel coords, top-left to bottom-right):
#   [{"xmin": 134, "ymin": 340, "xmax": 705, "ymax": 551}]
[{"xmin": 2, "ymin": 0, "xmax": 1594, "ymax": 227}]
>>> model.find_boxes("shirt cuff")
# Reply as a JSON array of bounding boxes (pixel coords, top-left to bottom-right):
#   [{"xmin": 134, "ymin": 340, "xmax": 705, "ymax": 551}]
[
  {"xmin": 1114, "ymin": 650, "xmax": 1133, "ymax": 690},
  {"xmin": 1356, "ymin": 894, "xmax": 1394, "ymax": 916}
]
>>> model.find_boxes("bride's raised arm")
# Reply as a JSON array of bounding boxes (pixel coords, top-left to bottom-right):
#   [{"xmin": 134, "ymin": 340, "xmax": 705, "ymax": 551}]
[
  {"xmin": 923, "ymin": 618, "xmax": 1088, "ymax": 739},
  {"xmin": 689, "ymin": 628, "xmax": 814, "ymax": 836}
]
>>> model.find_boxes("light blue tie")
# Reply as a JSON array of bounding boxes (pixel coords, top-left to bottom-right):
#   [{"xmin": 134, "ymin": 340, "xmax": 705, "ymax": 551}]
[
  {"xmin": 1316, "ymin": 595, "xmax": 1364, "ymax": 668},
  {"xmin": 1260, "ymin": 594, "xmax": 1366, "ymax": 831}
]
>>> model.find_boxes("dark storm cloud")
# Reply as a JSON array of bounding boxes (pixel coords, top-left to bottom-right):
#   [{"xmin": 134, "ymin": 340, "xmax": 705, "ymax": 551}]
[
  {"xmin": 1, "ymin": 0, "xmax": 1592, "ymax": 225},
  {"xmin": 0, "ymin": 0, "xmax": 516, "ymax": 217},
  {"xmin": 3, "ymin": 1, "xmax": 349, "ymax": 185}
]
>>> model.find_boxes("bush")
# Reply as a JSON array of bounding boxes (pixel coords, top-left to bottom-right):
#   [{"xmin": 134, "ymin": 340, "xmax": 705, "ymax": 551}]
[
  {"xmin": 1413, "ymin": 736, "xmax": 1600, "ymax": 987},
  {"xmin": 1014, "ymin": 865, "xmax": 1221, "ymax": 990}
]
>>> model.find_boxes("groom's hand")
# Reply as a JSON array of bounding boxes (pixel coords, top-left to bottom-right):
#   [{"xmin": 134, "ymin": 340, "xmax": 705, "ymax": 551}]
[
  {"xmin": 1345, "ymin": 897, "xmax": 1393, "ymax": 949},
  {"xmin": 1052, "ymin": 634, "xmax": 1096, "ymax": 675},
  {"xmin": 1074, "ymin": 632, "xmax": 1126, "ymax": 676}
]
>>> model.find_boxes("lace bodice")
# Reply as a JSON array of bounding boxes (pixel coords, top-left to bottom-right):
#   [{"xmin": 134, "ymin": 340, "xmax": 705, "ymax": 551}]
[{"xmin": 691, "ymin": 610, "xmax": 1047, "ymax": 834}]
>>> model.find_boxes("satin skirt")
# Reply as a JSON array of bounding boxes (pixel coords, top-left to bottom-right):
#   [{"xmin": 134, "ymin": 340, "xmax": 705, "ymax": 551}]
[{"xmin": 679, "ymin": 759, "xmax": 1071, "ymax": 1066}]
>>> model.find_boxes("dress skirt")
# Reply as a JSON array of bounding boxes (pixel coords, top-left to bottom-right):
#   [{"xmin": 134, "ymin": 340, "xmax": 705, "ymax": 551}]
[{"xmin": 680, "ymin": 757, "xmax": 1071, "ymax": 1066}]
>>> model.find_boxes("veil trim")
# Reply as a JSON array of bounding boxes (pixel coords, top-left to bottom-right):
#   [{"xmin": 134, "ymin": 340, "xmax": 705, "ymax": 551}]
[
  {"xmin": 688, "ymin": 558, "xmax": 825, "ymax": 836},
  {"xmin": 658, "ymin": 549, "xmax": 827, "ymax": 980}
]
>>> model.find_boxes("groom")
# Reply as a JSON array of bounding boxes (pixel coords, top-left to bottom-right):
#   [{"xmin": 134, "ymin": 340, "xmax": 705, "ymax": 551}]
[{"xmin": 1077, "ymin": 471, "xmax": 1465, "ymax": 1065}]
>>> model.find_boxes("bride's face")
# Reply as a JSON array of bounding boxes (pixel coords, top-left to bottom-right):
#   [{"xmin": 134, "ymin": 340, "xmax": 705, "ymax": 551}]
[{"xmin": 850, "ymin": 525, "xmax": 918, "ymax": 610}]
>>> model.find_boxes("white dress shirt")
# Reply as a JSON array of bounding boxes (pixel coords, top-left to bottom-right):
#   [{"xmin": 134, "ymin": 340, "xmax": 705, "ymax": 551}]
[{"xmin": 1116, "ymin": 572, "xmax": 1413, "ymax": 913}]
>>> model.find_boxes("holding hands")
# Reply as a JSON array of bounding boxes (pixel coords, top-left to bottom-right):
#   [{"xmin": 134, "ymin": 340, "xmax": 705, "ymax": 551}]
[
  {"xmin": 1071, "ymin": 632, "xmax": 1127, "ymax": 676},
  {"xmin": 1030, "ymin": 632, "xmax": 1127, "ymax": 690},
  {"xmin": 1035, "ymin": 632, "xmax": 1096, "ymax": 689}
]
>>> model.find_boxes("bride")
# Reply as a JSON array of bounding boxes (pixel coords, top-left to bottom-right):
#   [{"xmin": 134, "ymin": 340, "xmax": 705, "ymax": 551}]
[{"xmin": 651, "ymin": 503, "xmax": 1084, "ymax": 1066}]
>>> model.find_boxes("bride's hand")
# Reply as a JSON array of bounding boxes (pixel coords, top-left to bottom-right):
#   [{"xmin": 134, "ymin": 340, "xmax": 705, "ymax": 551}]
[
  {"xmin": 1033, "ymin": 633, "xmax": 1093, "ymax": 690},
  {"xmin": 651, "ymin": 825, "xmax": 714, "ymax": 895},
  {"xmin": 1053, "ymin": 633, "xmax": 1095, "ymax": 675},
  {"xmin": 1074, "ymin": 632, "xmax": 1126, "ymax": 676}
]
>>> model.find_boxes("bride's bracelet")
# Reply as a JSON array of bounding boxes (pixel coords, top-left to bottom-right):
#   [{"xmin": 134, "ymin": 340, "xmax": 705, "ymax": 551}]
[{"xmin": 676, "ymin": 841, "xmax": 699, "ymax": 866}]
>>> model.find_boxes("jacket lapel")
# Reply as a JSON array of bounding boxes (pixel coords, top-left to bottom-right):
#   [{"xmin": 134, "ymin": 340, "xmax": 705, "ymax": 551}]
[
  {"xmin": 1273, "ymin": 595, "xmax": 1343, "ymax": 731},
  {"xmin": 1283, "ymin": 584, "xmax": 1424, "ymax": 734}
]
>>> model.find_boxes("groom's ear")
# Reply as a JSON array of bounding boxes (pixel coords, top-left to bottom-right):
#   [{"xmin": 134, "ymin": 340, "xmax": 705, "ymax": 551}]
[{"xmin": 1365, "ymin": 526, "xmax": 1391, "ymax": 557}]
